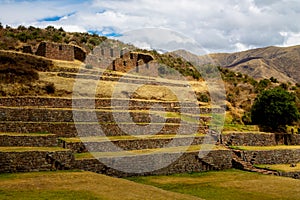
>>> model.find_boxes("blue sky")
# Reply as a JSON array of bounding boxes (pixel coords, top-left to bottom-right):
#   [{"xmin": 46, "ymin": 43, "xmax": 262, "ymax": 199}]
[{"xmin": 0, "ymin": 0, "xmax": 300, "ymax": 53}]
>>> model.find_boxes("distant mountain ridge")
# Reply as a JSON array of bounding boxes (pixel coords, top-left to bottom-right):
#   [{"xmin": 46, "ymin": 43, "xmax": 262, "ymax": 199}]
[{"xmin": 208, "ymin": 45, "xmax": 300, "ymax": 83}]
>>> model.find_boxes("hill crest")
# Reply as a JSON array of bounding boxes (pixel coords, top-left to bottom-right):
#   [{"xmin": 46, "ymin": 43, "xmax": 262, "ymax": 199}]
[{"xmin": 209, "ymin": 45, "xmax": 300, "ymax": 83}]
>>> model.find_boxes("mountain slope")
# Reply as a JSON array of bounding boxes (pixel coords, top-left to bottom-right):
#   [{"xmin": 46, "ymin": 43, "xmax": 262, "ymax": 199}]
[{"xmin": 209, "ymin": 45, "xmax": 300, "ymax": 83}]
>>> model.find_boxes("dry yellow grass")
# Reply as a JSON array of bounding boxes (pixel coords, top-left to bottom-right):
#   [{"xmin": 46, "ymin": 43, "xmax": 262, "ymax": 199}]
[
  {"xmin": 0, "ymin": 132, "xmax": 54, "ymax": 136},
  {"xmin": 61, "ymin": 134, "xmax": 205, "ymax": 143},
  {"xmin": 39, "ymin": 58, "xmax": 210, "ymax": 101},
  {"xmin": 234, "ymin": 145, "xmax": 300, "ymax": 151},
  {"xmin": 0, "ymin": 147, "xmax": 68, "ymax": 152},
  {"xmin": 0, "ymin": 171, "xmax": 202, "ymax": 200}
]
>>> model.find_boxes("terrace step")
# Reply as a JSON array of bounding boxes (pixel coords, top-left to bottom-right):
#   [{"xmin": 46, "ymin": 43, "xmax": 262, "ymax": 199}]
[
  {"xmin": 0, "ymin": 147, "xmax": 74, "ymax": 173},
  {"xmin": 0, "ymin": 97, "xmax": 223, "ymax": 114},
  {"xmin": 0, "ymin": 107, "xmax": 210, "ymax": 123},
  {"xmin": 59, "ymin": 134, "xmax": 206, "ymax": 153},
  {"xmin": 73, "ymin": 145, "xmax": 232, "ymax": 177},
  {"xmin": 57, "ymin": 72, "xmax": 193, "ymax": 87},
  {"xmin": 232, "ymin": 149, "xmax": 280, "ymax": 176},
  {"xmin": 0, "ymin": 122, "xmax": 208, "ymax": 137},
  {"xmin": 0, "ymin": 133, "xmax": 58, "ymax": 147}
]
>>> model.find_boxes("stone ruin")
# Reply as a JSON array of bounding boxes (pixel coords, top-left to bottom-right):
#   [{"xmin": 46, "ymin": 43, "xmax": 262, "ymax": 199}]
[
  {"xmin": 23, "ymin": 42, "xmax": 87, "ymax": 62},
  {"xmin": 90, "ymin": 46, "xmax": 155, "ymax": 73},
  {"xmin": 23, "ymin": 42, "xmax": 154, "ymax": 73}
]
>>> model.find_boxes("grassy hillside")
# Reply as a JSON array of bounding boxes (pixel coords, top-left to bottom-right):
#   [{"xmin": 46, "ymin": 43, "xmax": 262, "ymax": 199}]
[{"xmin": 0, "ymin": 24, "xmax": 106, "ymax": 52}]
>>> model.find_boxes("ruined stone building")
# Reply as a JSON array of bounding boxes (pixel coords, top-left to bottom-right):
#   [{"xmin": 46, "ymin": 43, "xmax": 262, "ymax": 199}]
[
  {"xmin": 87, "ymin": 46, "xmax": 155, "ymax": 73},
  {"xmin": 112, "ymin": 51, "xmax": 154, "ymax": 73},
  {"xmin": 23, "ymin": 42, "xmax": 86, "ymax": 62}
]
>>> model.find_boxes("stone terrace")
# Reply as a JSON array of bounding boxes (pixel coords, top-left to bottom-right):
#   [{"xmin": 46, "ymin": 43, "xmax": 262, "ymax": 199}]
[{"xmin": 0, "ymin": 96, "xmax": 229, "ymax": 176}]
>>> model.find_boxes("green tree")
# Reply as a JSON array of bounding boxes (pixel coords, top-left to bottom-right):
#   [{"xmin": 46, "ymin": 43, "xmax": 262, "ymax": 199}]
[{"xmin": 251, "ymin": 88, "xmax": 299, "ymax": 131}]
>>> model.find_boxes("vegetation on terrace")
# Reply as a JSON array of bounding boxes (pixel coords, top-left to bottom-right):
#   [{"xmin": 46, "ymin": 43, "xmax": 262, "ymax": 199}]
[
  {"xmin": 255, "ymin": 163, "xmax": 300, "ymax": 172},
  {"xmin": 229, "ymin": 145, "xmax": 300, "ymax": 151}
]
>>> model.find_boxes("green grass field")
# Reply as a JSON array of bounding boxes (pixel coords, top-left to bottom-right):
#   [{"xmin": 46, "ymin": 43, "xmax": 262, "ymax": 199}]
[
  {"xmin": 127, "ymin": 169, "xmax": 300, "ymax": 200},
  {"xmin": 255, "ymin": 163, "xmax": 300, "ymax": 172},
  {"xmin": 0, "ymin": 171, "xmax": 199, "ymax": 200}
]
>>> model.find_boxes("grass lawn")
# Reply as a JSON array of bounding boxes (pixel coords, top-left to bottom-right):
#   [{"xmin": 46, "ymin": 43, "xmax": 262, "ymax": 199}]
[
  {"xmin": 230, "ymin": 145, "xmax": 300, "ymax": 151},
  {"xmin": 222, "ymin": 124, "xmax": 260, "ymax": 132},
  {"xmin": 255, "ymin": 163, "xmax": 300, "ymax": 172},
  {"xmin": 60, "ymin": 134, "xmax": 205, "ymax": 143},
  {"xmin": 75, "ymin": 144, "xmax": 227, "ymax": 159},
  {"xmin": 126, "ymin": 169, "xmax": 300, "ymax": 200},
  {"xmin": 0, "ymin": 171, "xmax": 200, "ymax": 200}
]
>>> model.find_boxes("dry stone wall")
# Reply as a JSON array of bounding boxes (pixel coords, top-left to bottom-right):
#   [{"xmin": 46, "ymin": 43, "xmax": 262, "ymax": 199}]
[
  {"xmin": 36, "ymin": 42, "xmax": 75, "ymax": 61},
  {"xmin": 221, "ymin": 132, "xmax": 300, "ymax": 146},
  {"xmin": 73, "ymin": 150, "xmax": 232, "ymax": 177},
  {"xmin": 24, "ymin": 42, "xmax": 86, "ymax": 62},
  {"xmin": 59, "ymin": 136, "xmax": 205, "ymax": 153},
  {"xmin": 0, "ymin": 134, "xmax": 57, "ymax": 147},
  {"xmin": 221, "ymin": 132, "xmax": 277, "ymax": 146},
  {"xmin": 0, "ymin": 107, "xmax": 209, "ymax": 124},
  {"xmin": 0, "ymin": 122, "xmax": 207, "ymax": 137},
  {"xmin": 278, "ymin": 171, "xmax": 300, "ymax": 179},
  {"xmin": 0, "ymin": 150, "xmax": 74, "ymax": 173},
  {"xmin": 0, "ymin": 97, "xmax": 223, "ymax": 114},
  {"xmin": 241, "ymin": 149, "xmax": 300, "ymax": 165}
]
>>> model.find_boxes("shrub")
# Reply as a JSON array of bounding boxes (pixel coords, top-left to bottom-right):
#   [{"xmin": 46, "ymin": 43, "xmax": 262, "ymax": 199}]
[
  {"xmin": 85, "ymin": 64, "xmax": 93, "ymax": 69},
  {"xmin": 251, "ymin": 88, "xmax": 300, "ymax": 131},
  {"xmin": 242, "ymin": 112, "xmax": 252, "ymax": 124},
  {"xmin": 279, "ymin": 83, "xmax": 289, "ymax": 90},
  {"xmin": 17, "ymin": 25, "xmax": 26, "ymax": 31},
  {"xmin": 46, "ymin": 26, "xmax": 55, "ymax": 31},
  {"xmin": 269, "ymin": 76, "xmax": 278, "ymax": 83},
  {"xmin": 52, "ymin": 33, "xmax": 62, "ymax": 42},
  {"xmin": 58, "ymin": 27, "xmax": 65, "ymax": 32},
  {"xmin": 45, "ymin": 83, "xmax": 55, "ymax": 94},
  {"xmin": 88, "ymin": 37, "xmax": 101, "ymax": 46},
  {"xmin": 197, "ymin": 92, "xmax": 210, "ymax": 102}
]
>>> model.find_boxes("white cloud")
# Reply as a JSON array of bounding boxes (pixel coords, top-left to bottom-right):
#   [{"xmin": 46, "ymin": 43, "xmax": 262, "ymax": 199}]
[
  {"xmin": 281, "ymin": 32, "xmax": 300, "ymax": 47},
  {"xmin": 0, "ymin": 0, "xmax": 300, "ymax": 53}
]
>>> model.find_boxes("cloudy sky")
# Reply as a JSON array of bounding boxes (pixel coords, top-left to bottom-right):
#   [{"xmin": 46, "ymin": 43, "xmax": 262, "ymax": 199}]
[{"xmin": 0, "ymin": 0, "xmax": 300, "ymax": 53}]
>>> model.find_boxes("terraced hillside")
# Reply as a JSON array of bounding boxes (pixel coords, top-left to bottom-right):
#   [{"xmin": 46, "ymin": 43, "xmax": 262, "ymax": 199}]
[
  {"xmin": 0, "ymin": 25, "xmax": 299, "ymax": 179},
  {"xmin": 0, "ymin": 49, "xmax": 230, "ymax": 176},
  {"xmin": 0, "ymin": 49, "xmax": 299, "ymax": 179}
]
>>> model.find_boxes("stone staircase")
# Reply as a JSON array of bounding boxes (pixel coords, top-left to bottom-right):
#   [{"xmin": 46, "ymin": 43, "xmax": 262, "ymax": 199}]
[{"xmin": 231, "ymin": 149, "xmax": 279, "ymax": 175}]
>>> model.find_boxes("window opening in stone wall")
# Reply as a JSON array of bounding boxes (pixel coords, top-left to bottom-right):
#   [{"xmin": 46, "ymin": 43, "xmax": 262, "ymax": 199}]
[{"xmin": 59, "ymin": 45, "xmax": 63, "ymax": 50}]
